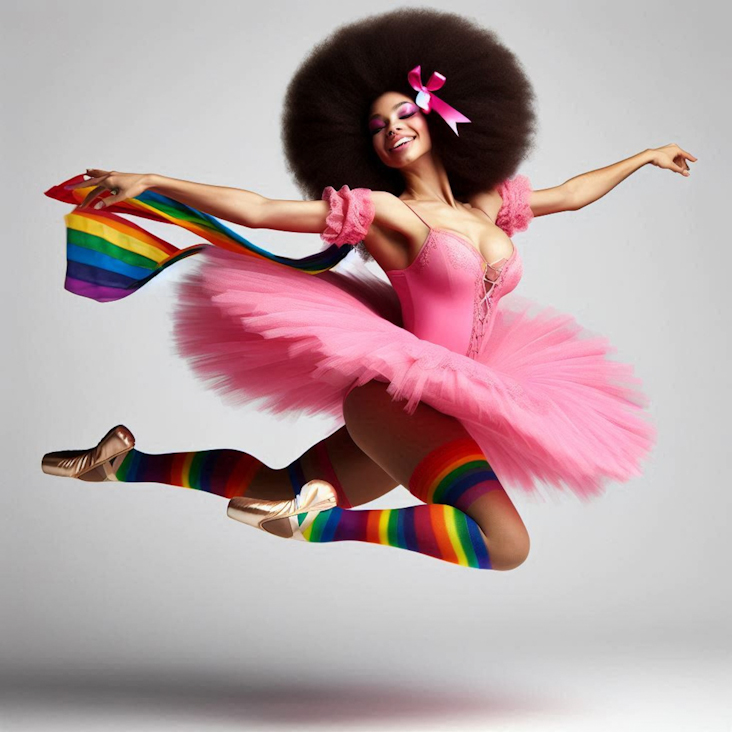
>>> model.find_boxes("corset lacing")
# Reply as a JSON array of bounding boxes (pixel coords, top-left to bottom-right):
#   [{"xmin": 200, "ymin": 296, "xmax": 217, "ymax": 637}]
[{"xmin": 466, "ymin": 259, "xmax": 508, "ymax": 359}]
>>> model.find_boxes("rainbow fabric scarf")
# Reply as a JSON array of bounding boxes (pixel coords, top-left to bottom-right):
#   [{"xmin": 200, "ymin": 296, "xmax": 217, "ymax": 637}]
[{"xmin": 45, "ymin": 174, "xmax": 352, "ymax": 303}]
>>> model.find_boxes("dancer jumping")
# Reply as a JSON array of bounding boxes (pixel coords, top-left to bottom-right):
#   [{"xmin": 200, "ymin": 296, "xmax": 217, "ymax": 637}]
[{"xmin": 41, "ymin": 9, "xmax": 694, "ymax": 570}]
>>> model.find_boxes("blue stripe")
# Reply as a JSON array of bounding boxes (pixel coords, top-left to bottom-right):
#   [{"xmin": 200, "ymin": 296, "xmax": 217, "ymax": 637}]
[
  {"xmin": 287, "ymin": 458, "xmax": 306, "ymax": 497},
  {"xmin": 66, "ymin": 259, "xmax": 138, "ymax": 289},
  {"xmin": 67, "ymin": 242, "xmax": 156, "ymax": 279},
  {"xmin": 403, "ymin": 507, "xmax": 419, "ymax": 553},
  {"xmin": 198, "ymin": 451, "xmax": 218, "ymax": 494},
  {"xmin": 466, "ymin": 518, "xmax": 492, "ymax": 569},
  {"xmin": 436, "ymin": 466, "xmax": 496, "ymax": 506},
  {"xmin": 317, "ymin": 507, "xmax": 341, "ymax": 542}
]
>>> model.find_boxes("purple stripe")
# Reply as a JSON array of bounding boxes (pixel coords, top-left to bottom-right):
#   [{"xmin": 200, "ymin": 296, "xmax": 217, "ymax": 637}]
[{"xmin": 65, "ymin": 277, "xmax": 132, "ymax": 302}]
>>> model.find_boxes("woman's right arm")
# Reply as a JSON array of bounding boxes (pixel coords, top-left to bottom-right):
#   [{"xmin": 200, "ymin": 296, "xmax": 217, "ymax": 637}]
[{"xmin": 145, "ymin": 173, "xmax": 330, "ymax": 234}]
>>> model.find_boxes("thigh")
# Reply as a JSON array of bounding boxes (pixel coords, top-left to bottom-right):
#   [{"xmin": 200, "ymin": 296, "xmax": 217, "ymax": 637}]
[
  {"xmin": 300, "ymin": 425, "xmax": 400, "ymax": 508},
  {"xmin": 342, "ymin": 380, "xmax": 529, "ymax": 551}
]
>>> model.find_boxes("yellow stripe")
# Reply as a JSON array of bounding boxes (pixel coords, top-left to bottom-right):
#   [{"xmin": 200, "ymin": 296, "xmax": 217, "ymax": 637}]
[
  {"xmin": 378, "ymin": 510, "xmax": 391, "ymax": 545},
  {"xmin": 181, "ymin": 452, "xmax": 195, "ymax": 489},
  {"xmin": 66, "ymin": 212, "xmax": 169, "ymax": 263},
  {"xmin": 444, "ymin": 507, "xmax": 470, "ymax": 567}
]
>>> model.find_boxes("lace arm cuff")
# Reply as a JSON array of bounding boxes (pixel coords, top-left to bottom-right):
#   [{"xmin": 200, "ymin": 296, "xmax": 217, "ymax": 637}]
[
  {"xmin": 496, "ymin": 174, "xmax": 534, "ymax": 237},
  {"xmin": 321, "ymin": 185, "xmax": 375, "ymax": 247}
]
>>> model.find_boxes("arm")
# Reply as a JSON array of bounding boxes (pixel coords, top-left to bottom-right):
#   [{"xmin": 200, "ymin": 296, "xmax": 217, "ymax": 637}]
[
  {"xmin": 558, "ymin": 149, "xmax": 655, "ymax": 212},
  {"xmin": 556, "ymin": 143, "xmax": 696, "ymax": 212},
  {"xmin": 145, "ymin": 173, "xmax": 330, "ymax": 233}
]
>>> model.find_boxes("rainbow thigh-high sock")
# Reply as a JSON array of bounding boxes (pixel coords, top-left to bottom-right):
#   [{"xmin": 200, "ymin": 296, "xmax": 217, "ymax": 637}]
[
  {"xmin": 299, "ymin": 437, "xmax": 503, "ymax": 570},
  {"xmin": 114, "ymin": 448, "xmax": 309, "ymax": 499}
]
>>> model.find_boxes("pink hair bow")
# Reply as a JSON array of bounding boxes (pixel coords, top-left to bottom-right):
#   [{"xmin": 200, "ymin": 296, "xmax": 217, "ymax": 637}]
[{"xmin": 407, "ymin": 65, "xmax": 471, "ymax": 136}]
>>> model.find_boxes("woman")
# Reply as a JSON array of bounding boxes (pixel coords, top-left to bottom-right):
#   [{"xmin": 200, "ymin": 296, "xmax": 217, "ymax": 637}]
[{"xmin": 41, "ymin": 9, "xmax": 694, "ymax": 570}]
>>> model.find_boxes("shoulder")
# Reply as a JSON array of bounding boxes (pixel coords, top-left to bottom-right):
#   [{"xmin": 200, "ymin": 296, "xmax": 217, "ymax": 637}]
[{"xmin": 468, "ymin": 175, "xmax": 534, "ymax": 237}]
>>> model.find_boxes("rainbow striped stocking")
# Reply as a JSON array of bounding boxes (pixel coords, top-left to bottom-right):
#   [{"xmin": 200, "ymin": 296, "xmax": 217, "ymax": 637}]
[
  {"xmin": 114, "ymin": 448, "xmax": 303, "ymax": 500},
  {"xmin": 299, "ymin": 438, "xmax": 503, "ymax": 570}
]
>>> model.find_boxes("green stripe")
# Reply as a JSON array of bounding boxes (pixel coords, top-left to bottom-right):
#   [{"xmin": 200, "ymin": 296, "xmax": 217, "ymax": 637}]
[
  {"xmin": 387, "ymin": 510, "xmax": 399, "ymax": 547},
  {"xmin": 188, "ymin": 452, "xmax": 206, "ymax": 491},
  {"xmin": 115, "ymin": 450, "xmax": 135, "ymax": 481},
  {"xmin": 453, "ymin": 511, "xmax": 479, "ymax": 568},
  {"xmin": 308, "ymin": 511, "xmax": 329, "ymax": 542},
  {"xmin": 68, "ymin": 228, "xmax": 160, "ymax": 269},
  {"xmin": 432, "ymin": 460, "xmax": 487, "ymax": 504}
]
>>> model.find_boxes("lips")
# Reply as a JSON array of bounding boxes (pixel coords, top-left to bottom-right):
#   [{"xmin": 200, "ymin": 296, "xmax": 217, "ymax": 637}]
[{"xmin": 388, "ymin": 136, "xmax": 415, "ymax": 152}]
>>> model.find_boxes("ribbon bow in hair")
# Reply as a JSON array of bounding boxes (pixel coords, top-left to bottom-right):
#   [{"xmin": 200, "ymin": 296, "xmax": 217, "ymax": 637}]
[{"xmin": 407, "ymin": 65, "xmax": 471, "ymax": 136}]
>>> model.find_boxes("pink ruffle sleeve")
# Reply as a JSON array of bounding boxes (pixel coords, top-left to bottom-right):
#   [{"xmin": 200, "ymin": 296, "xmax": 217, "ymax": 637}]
[
  {"xmin": 496, "ymin": 174, "xmax": 534, "ymax": 237},
  {"xmin": 320, "ymin": 185, "xmax": 375, "ymax": 247}
]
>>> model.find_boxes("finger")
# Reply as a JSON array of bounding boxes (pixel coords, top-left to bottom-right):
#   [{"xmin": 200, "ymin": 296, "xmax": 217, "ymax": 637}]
[
  {"xmin": 683, "ymin": 151, "xmax": 698, "ymax": 162},
  {"xmin": 93, "ymin": 193, "xmax": 124, "ymax": 210},
  {"xmin": 78, "ymin": 185, "xmax": 106, "ymax": 210},
  {"xmin": 65, "ymin": 175, "xmax": 103, "ymax": 191},
  {"xmin": 86, "ymin": 168, "xmax": 110, "ymax": 177}
]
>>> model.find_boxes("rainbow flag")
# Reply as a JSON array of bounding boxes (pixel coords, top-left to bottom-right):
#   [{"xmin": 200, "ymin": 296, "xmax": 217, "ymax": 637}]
[{"xmin": 45, "ymin": 174, "xmax": 352, "ymax": 303}]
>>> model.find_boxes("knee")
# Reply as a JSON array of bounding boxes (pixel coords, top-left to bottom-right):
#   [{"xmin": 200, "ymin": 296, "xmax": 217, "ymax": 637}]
[{"xmin": 490, "ymin": 531, "xmax": 531, "ymax": 571}]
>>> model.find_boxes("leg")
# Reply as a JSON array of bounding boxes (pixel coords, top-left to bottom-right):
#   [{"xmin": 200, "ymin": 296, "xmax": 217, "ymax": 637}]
[
  {"xmin": 107, "ymin": 426, "xmax": 399, "ymax": 505},
  {"xmin": 293, "ymin": 381, "xmax": 530, "ymax": 571}
]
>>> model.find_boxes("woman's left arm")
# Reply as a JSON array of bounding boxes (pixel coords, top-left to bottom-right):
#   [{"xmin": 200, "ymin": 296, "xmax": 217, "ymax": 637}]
[{"xmin": 536, "ymin": 143, "xmax": 697, "ymax": 215}]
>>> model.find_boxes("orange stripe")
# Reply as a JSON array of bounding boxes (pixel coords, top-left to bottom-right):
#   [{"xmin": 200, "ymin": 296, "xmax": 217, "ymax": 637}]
[
  {"xmin": 366, "ymin": 510, "xmax": 382, "ymax": 544},
  {"xmin": 410, "ymin": 438, "xmax": 486, "ymax": 501},
  {"xmin": 171, "ymin": 452, "xmax": 188, "ymax": 488},
  {"xmin": 429, "ymin": 505, "xmax": 459, "ymax": 564}
]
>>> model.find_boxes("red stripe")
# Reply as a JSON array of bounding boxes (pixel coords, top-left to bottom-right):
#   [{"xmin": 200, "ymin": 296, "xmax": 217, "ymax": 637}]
[
  {"xmin": 313, "ymin": 442, "xmax": 352, "ymax": 508},
  {"xmin": 225, "ymin": 454, "xmax": 262, "ymax": 499}
]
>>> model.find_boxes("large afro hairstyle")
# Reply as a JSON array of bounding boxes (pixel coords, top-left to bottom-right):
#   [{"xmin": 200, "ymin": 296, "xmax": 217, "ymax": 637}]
[{"xmin": 281, "ymin": 7, "xmax": 537, "ymax": 260}]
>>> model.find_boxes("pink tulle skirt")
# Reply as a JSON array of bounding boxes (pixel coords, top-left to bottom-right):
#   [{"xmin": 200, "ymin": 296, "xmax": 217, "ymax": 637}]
[{"xmin": 171, "ymin": 246, "xmax": 656, "ymax": 500}]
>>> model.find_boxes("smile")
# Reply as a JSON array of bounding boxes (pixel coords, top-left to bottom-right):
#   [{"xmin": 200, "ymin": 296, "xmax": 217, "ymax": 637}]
[{"xmin": 388, "ymin": 136, "xmax": 415, "ymax": 152}]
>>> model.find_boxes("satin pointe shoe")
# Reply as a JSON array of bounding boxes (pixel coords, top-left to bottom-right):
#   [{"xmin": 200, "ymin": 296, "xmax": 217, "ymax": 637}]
[
  {"xmin": 41, "ymin": 425, "xmax": 135, "ymax": 482},
  {"xmin": 227, "ymin": 479, "xmax": 338, "ymax": 540}
]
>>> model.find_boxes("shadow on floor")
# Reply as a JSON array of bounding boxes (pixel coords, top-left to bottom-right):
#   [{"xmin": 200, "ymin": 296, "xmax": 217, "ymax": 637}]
[{"xmin": 0, "ymin": 670, "xmax": 568, "ymax": 727}]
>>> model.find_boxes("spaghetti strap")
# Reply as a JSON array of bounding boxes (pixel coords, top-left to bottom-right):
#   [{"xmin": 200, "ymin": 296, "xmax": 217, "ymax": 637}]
[{"xmin": 397, "ymin": 197, "xmax": 433, "ymax": 231}]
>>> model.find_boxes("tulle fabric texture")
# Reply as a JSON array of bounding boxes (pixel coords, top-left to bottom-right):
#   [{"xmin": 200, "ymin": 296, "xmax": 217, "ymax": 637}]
[{"xmin": 171, "ymin": 181, "xmax": 656, "ymax": 500}]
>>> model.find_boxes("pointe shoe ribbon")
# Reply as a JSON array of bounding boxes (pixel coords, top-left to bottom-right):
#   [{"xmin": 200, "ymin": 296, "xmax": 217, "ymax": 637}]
[
  {"xmin": 41, "ymin": 425, "xmax": 135, "ymax": 482},
  {"xmin": 227, "ymin": 479, "xmax": 338, "ymax": 540}
]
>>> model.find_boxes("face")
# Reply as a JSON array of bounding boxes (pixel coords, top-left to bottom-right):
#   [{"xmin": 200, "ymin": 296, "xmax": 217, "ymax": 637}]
[{"xmin": 368, "ymin": 91, "xmax": 432, "ymax": 169}]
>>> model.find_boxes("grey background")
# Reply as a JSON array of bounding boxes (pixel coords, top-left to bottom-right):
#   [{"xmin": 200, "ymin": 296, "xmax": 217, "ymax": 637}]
[{"xmin": 2, "ymin": 0, "xmax": 729, "ymax": 730}]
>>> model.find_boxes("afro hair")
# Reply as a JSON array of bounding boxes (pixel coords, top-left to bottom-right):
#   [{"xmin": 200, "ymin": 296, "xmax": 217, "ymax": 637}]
[{"xmin": 281, "ymin": 7, "xmax": 537, "ymax": 259}]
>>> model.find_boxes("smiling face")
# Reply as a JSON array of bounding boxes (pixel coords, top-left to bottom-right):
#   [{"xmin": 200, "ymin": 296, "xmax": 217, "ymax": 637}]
[{"xmin": 368, "ymin": 91, "xmax": 432, "ymax": 169}]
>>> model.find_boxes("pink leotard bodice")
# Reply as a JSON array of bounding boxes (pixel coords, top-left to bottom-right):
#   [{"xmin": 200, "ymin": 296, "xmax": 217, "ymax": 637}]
[
  {"xmin": 384, "ymin": 217, "xmax": 522, "ymax": 359},
  {"xmin": 320, "ymin": 176, "xmax": 532, "ymax": 359}
]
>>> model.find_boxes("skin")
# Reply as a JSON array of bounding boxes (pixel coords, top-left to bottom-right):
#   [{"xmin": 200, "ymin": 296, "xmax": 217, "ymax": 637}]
[{"xmin": 66, "ymin": 95, "xmax": 697, "ymax": 570}]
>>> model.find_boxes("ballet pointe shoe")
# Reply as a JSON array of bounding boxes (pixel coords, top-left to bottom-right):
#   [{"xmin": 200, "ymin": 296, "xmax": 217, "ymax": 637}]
[
  {"xmin": 227, "ymin": 479, "xmax": 338, "ymax": 540},
  {"xmin": 41, "ymin": 425, "xmax": 135, "ymax": 482}
]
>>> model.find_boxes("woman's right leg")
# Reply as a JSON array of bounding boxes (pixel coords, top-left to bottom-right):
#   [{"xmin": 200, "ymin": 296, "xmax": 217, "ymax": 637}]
[{"xmin": 109, "ymin": 425, "xmax": 400, "ymax": 506}]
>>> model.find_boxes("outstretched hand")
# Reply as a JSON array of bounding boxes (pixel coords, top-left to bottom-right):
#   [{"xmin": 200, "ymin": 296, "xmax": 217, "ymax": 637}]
[
  {"xmin": 648, "ymin": 144, "xmax": 697, "ymax": 177},
  {"xmin": 65, "ymin": 169, "xmax": 150, "ymax": 210}
]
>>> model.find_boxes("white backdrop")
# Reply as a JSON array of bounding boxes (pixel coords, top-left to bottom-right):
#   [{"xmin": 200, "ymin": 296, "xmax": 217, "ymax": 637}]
[{"xmin": 2, "ymin": 1, "xmax": 729, "ymax": 730}]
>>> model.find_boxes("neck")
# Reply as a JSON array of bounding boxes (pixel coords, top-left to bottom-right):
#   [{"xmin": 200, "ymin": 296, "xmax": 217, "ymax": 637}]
[{"xmin": 399, "ymin": 150, "xmax": 459, "ymax": 208}]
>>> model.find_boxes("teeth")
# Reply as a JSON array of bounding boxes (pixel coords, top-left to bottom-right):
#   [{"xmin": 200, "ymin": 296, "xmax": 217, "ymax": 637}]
[{"xmin": 392, "ymin": 137, "xmax": 414, "ymax": 150}]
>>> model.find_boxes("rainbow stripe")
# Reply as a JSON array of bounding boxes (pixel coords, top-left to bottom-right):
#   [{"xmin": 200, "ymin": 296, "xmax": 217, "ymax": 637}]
[
  {"xmin": 408, "ymin": 437, "xmax": 502, "ymax": 512},
  {"xmin": 115, "ymin": 448, "xmax": 264, "ymax": 499},
  {"xmin": 45, "ymin": 174, "xmax": 352, "ymax": 302},
  {"xmin": 299, "ymin": 505, "xmax": 492, "ymax": 569}
]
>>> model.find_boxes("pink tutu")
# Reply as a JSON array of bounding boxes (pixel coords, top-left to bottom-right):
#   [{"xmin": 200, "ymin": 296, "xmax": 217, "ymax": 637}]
[{"xmin": 171, "ymin": 220, "xmax": 656, "ymax": 500}]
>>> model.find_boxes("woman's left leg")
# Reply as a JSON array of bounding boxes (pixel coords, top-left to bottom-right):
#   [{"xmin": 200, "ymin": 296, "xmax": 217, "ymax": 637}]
[{"xmin": 275, "ymin": 381, "xmax": 530, "ymax": 571}]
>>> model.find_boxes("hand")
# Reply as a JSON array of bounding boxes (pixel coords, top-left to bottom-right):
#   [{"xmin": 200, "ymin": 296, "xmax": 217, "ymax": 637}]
[
  {"xmin": 648, "ymin": 144, "xmax": 697, "ymax": 177},
  {"xmin": 67, "ymin": 169, "xmax": 150, "ymax": 210}
]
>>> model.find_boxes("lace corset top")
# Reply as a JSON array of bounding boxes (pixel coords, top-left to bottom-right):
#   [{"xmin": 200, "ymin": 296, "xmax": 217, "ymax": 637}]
[
  {"xmin": 384, "ymin": 217, "xmax": 522, "ymax": 359},
  {"xmin": 320, "ymin": 175, "xmax": 533, "ymax": 359}
]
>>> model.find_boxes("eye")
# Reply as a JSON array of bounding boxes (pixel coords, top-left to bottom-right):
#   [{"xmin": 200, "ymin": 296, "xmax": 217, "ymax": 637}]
[{"xmin": 369, "ymin": 104, "xmax": 418, "ymax": 136}]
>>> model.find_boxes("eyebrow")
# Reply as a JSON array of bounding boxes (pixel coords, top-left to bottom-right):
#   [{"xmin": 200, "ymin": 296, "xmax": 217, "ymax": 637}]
[{"xmin": 368, "ymin": 101, "xmax": 413, "ymax": 121}]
